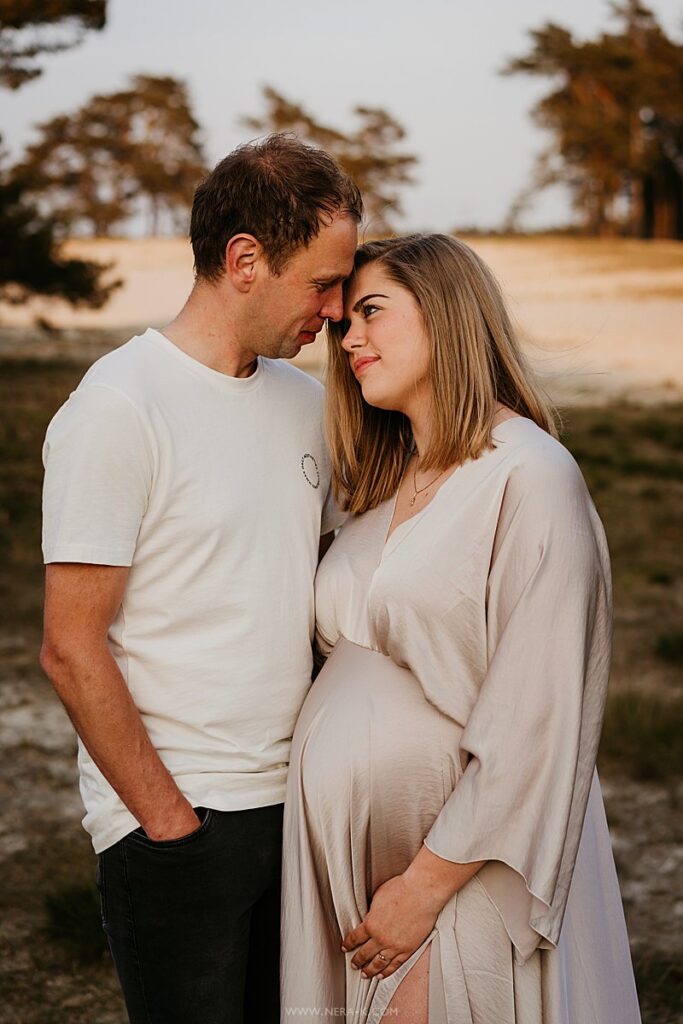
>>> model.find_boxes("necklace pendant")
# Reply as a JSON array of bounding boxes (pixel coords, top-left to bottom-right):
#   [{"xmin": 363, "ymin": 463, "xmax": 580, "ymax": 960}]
[{"xmin": 410, "ymin": 495, "xmax": 416, "ymax": 507}]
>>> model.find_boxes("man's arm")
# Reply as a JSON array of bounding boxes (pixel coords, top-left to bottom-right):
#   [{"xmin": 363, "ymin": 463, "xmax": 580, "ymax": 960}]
[{"xmin": 40, "ymin": 563, "xmax": 200, "ymax": 841}]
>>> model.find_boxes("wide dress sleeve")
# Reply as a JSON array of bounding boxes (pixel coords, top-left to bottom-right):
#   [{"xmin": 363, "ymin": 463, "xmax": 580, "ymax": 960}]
[{"xmin": 424, "ymin": 448, "xmax": 612, "ymax": 964}]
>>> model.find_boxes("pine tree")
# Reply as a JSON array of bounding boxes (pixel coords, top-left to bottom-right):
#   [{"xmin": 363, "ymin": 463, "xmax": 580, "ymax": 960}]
[
  {"xmin": 16, "ymin": 75, "xmax": 206, "ymax": 237},
  {"xmin": 503, "ymin": 1, "xmax": 683, "ymax": 238},
  {"xmin": 0, "ymin": 148, "xmax": 118, "ymax": 306},
  {"xmin": 243, "ymin": 86, "xmax": 417, "ymax": 234},
  {"xmin": 0, "ymin": 0, "xmax": 115, "ymax": 307},
  {"xmin": 0, "ymin": 0, "xmax": 106, "ymax": 89}
]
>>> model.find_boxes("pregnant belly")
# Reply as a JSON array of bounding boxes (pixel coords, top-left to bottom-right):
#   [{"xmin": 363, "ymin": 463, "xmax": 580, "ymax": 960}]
[{"xmin": 290, "ymin": 638, "xmax": 464, "ymax": 886}]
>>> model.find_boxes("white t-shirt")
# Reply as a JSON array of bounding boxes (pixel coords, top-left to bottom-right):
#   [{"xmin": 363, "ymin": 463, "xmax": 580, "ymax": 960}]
[{"xmin": 42, "ymin": 328, "xmax": 343, "ymax": 853}]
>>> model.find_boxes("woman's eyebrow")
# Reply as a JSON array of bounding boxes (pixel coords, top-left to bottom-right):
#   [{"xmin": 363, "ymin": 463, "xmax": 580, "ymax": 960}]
[{"xmin": 351, "ymin": 293, "xmax": 389, "ymax": 313}]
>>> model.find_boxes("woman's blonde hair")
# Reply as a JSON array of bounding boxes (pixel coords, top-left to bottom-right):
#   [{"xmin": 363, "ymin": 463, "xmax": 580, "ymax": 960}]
[{"xmin": 326, "ymin": 233, "xmax": 558, "ymax": 515}]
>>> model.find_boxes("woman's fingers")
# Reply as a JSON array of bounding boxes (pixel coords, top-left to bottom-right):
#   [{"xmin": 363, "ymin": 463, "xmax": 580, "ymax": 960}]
[
  {"xmin": 351, "ymin": 943, "xmax": 404, "ymax": 978},
  {"xmin": 350, "ymin": 937, "xmax": 384, "ymax": 970},
  {"xmin": 362, "ymin": 949, "xmax": 401, "ymax": 978},
  {"xmin": 341, "ymin": 921, "xmax": 370, "ymax": 952},
  {"xmin": 378, "ymin": 952, "xmax": 409, "ymax": 979}
]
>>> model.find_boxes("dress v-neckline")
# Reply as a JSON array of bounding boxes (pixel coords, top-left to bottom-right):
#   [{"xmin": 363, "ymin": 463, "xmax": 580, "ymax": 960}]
[
  {"xmin": 382, "ymin": 501, "xmax": 426, "ymax": 557},
  {"xmin": 382, "ymin": 457, "xmax": 458, "ymax": 555},
  {"xmin": 380, "ymin": 415, "xmax": 526, "ymax": 560}
]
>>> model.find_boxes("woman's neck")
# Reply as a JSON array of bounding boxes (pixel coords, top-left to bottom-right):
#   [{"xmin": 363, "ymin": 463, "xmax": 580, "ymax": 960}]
[
  {"xmin": 409, "ymin": 402, "xmax": 512, "ymax": 461},
  {"xmin": 404, "ymin": 399, "xmax": 432, "ymax": 460}
]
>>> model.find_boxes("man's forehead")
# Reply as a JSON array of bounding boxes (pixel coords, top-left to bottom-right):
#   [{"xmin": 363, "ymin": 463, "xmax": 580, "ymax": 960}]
[
  {"xmin": 306, "ymin": 246, "xmax": 356, "ymax": 283},
  {"xmin": 287, "ymin": 215, "xmax": 356, "ymax": 281},
  {"xmin": 308, "ymin": 214, "xmax": 356, "ymax": 257},
  {"xmin": 312, "ymin": 261, "xmax": 355, "ymax": 284}
]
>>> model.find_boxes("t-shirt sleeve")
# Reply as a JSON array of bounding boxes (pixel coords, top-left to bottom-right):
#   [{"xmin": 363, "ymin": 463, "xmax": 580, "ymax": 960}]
[
  {"xmin": 42, "ymin": 384, "xmax": 154, "ymax": 566},
  {"xmin": 315, "ymin": 385, "xmax": 345, "ymax": 536},
  {"xmin": 424, "ymin": 452, "xmax": 612, "ymax": 963},
  {"xmin": 321, "ymin": 478, "xmax": 347, "ymax": 535}
]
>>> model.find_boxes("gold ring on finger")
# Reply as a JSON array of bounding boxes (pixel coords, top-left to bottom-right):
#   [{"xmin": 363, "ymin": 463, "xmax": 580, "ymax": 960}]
[{"xmin": 377, "ymin": 953, "xmax": 389, "ymax": 963}]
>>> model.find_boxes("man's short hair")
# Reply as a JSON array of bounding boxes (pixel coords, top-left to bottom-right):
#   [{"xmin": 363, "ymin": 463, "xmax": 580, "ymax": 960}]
[{"xmin": 190, "ymin": 134, "xmax": 363, "ymax": 278}]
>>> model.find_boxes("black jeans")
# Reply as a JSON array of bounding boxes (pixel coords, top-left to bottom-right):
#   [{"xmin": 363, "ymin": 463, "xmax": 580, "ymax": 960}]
[{"xmin": 97, "ymin": 803, "xmax": 283, "ymax": 1024}]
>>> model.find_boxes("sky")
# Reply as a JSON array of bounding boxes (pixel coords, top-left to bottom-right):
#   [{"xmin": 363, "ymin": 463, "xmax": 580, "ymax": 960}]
[{"xmin": 3, "ymin": 0, "xmax": 682, "ymax": 232}]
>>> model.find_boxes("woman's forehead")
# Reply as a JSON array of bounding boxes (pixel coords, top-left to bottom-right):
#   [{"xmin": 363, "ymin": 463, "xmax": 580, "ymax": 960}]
[{"xmin": 344, "ymin": 262, "xmax": 391, "ymax": 308}]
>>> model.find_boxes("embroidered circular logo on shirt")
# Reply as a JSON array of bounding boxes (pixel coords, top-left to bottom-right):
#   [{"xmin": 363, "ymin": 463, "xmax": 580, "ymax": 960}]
[{"xmin": 301, "ymin": 453, "xmax": 320, "ymax": 489}]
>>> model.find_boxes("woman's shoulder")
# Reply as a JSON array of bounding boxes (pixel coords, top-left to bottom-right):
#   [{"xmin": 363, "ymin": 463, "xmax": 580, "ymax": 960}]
[{"xmin": 492, "ymin": 416, "xmax": 589, "ymax": 507}]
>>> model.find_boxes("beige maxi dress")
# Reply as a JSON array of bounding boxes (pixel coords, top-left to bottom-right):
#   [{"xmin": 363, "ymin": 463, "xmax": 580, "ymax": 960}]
[{"xmin": 281, "ymin": 417, "xmax": 641, "ymax": 1023}]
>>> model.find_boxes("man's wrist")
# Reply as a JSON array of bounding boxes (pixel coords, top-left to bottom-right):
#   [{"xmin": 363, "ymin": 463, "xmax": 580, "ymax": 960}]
[{"xmin": 138, "ymin": 797, "xmax": 200, "ymax": 841}]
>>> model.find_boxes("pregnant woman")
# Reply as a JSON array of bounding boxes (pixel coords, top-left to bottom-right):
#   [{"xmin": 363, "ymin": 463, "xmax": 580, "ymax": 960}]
[{"xmin": 281, "ymin": 234, "xmax": 640, "ymax": 1023}]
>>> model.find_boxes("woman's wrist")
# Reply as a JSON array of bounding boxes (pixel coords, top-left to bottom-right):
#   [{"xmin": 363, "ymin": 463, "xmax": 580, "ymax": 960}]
[{"xmin": 402, "ymin": 843, "xmax": 485, "ymax": 911}]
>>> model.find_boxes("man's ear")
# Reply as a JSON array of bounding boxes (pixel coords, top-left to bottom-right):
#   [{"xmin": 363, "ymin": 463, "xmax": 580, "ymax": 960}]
[{"xmin": 225, "ymin": 234, "xmax": 264, "ymax": 292}]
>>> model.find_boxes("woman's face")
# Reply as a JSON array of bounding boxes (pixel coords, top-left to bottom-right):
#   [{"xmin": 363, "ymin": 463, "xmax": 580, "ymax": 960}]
[{"xmin": 341, "ymin": 262, "xmax": 431, "ymax": 416}]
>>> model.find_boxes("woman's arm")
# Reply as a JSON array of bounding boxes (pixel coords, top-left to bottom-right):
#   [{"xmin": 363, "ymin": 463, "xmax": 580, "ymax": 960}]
[{"xmin": 341, "ymin": 848, "xmax": 484, "ymax": 979}]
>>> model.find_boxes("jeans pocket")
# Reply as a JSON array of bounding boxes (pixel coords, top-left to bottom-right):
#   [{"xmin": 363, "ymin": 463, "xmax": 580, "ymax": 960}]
[
  {"xmin": 95, "ymin": 854, "xmax": 107, "ymax": 926},
  {"xmin": 127, "ymin": 806, "xmax": 215, "ymax": 849}
]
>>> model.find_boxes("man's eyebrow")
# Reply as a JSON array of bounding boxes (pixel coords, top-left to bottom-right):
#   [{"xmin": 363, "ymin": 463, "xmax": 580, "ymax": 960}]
[
  {"xmin": 313, "ymin": 274, "xmax": 347, "ymax": 287},
  {"xmin": 351, "ymin": 293, "xmax": 389, "ymax": 313}
]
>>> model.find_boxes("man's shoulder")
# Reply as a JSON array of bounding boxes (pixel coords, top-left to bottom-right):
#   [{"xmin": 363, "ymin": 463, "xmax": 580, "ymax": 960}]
[
  {"xmin": 262, "ymin": 358, "xmax": 325, "ymax": 403},
  {"xmin": 44, "ymin": 331, "xmax": 158, "ymax": 444},
  {"xmin": 80, "ymin": 330, "xmax": 156, "ymax": 396}
]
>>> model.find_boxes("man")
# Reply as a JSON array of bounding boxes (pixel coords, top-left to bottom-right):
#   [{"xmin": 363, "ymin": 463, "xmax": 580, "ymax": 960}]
[{"xmin": 40, "ymin": 134, "xmax": 362, "ymax": 1024}]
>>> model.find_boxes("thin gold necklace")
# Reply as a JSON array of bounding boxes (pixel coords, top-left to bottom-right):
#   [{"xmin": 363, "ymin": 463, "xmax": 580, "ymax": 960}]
[{"xmin": 410, "ymin": 458, "xmax": 447, "ymax": 507}]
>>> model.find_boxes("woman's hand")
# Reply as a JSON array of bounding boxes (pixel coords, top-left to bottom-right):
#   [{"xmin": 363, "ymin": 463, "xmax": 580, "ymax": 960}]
[
  {"xmin": 341, "ymin": 872, "xmax": 440, "ymax": 979},
  {"xmin": 341, "ymin": 845, "xmax": 485, "ymax": 980}
]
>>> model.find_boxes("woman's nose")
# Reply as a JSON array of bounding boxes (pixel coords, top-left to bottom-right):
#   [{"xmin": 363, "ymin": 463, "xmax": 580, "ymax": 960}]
[{"xmin": 341, "ymin": 321, "xmax": 366, "ymax": 352}]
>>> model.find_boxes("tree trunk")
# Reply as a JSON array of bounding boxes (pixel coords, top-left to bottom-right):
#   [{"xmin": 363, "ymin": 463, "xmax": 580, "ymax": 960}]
[
  {"xmin": 642, "ymin": 174, "xmax": 655, "ymax": 238},
  {"xmin": 651, "ymin": 162, "xmax": 683, "ymax": 240},
  {"xmin": 629, "ymin": 175, "xmax": 645, "ymax": 237},
  {"xmin": 149, "ymin": 196, "xmax": 160, "ymax": 237}
]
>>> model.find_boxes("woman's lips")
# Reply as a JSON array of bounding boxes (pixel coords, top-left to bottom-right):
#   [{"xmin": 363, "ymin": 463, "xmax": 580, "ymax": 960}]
[{"xmin": 353, "ymin": 357, "xmax": 380, "ymax": 378}]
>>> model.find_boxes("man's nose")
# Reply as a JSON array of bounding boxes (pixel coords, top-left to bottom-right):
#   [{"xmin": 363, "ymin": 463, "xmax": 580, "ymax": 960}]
[{"xmin": 320, "ymin": 284, "xmax": 344, "ymax": 323}]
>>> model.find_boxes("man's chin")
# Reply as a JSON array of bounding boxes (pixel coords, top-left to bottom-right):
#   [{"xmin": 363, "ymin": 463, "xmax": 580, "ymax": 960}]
[
  {"xmin": 270, "ymin": 332, "xmax": 316, "ymax": 360},
  {"xmin": 280, "ymin": 340, "xmax": 304, "ymax": 359}
]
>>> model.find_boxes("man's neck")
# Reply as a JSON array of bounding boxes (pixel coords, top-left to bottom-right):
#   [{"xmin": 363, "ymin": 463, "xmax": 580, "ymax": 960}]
[{"xmin": 161, "ymin": 284, "xmax": 258, "ymax": 379}]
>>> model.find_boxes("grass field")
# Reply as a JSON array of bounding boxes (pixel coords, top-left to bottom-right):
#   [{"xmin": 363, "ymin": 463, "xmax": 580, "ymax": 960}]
[{"xmin": 0, "ymin": 358, "xmax": 682, "ymax": 1022}]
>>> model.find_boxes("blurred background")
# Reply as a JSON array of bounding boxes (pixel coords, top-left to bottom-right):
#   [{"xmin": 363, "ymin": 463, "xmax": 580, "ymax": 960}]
[{"xmin": 0, "ymin": 1, "xmax": 681, "ymax": 1021}]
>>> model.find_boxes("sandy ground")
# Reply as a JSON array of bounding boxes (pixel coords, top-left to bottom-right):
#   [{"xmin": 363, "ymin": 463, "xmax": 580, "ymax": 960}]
[{"xmin": 1, "ymin": 236, "xmax": 682, "ymax": 404}]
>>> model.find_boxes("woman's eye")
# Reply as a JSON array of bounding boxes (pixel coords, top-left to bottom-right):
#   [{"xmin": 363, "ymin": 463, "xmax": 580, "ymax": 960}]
[{"xmin": 361, "ymin": 304, "xmax": 379, "ymax": 318}]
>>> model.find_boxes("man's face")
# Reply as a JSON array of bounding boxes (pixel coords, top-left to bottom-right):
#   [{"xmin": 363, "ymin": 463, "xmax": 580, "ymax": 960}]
[{"xmin": 248, "ymin": 213, "xmax": 358, "ymax": 360}]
